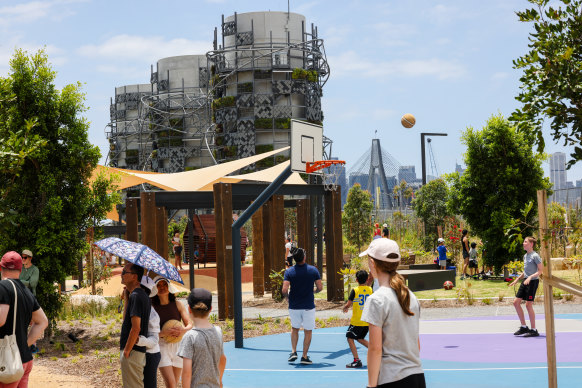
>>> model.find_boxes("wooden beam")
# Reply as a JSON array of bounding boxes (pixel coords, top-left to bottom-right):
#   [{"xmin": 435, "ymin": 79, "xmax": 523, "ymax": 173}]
[
  {"xmin": 213, "ymin": 183, "xmax": 226, "ymax": 320},
  {"xmin": 537, "ymin": 189, "xmax": 557, "ymax": 388},
  {"xmin": 252, "ymin": 206, "xmax": 264, "ymax": 297},
  {"xmin": 262, "ymin": 199, "xmax": 272, "ymax": 292},
  {"xmin": 542, "ymin": 275, "xmax": 582, "ymax": 297},
  {"xmin": 271, "ymin": 195, "xmax": 285, "ymax": 275},
  {"xmin": 331, "ymin": 189, "xmax": 344, "ymax": 301},
  {"xmin": 140, "ymin": 192, "xmax": 156, "ymax": 249},
  {"xmin": 221, "ymin": 184, "xmax": 234, "ymax": 319},
  {"xmin": 125, "ymin": 198, "xmax": 139, "ymax": 242},
  {"xmin": 297, "ymin": 199, "xmax": 308, "ymax": 249},
  {"xmin": 155, "ymin": 205, "xmax": 168, "ymax": 259},
  {"xmin": 325, "ymin": 190, "xmax": 345, "ymax": 301}
]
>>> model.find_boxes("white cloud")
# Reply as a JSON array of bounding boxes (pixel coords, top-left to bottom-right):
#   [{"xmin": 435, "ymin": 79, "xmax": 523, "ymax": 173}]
[
  {"xmin": 78, "ymin": 35, "xmax": 212, "ymax": 64},
  {"xmin": 0, "ymin": 0, "xmax": 85, "ymax": 25},
  {"xmin": 328, "ymin": 51, "xmax": 466, "ymax": 80}
]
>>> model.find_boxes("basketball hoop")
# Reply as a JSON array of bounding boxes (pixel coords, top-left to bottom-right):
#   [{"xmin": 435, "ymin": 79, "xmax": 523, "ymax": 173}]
[{"xmin": 306, "ymin": 160, "xmax": 345, "ymax": 191}]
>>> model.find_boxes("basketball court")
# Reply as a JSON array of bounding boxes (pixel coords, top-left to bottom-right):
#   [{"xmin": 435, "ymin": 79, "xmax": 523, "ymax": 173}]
[{"xmin": 222, "ymin": 313, "xmax": 582, "ymax": 387}]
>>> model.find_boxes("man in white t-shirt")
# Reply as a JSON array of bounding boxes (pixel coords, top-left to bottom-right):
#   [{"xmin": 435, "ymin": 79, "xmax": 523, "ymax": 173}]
[{"xmin": 285, "ymin": 237, "xmax": 293, "ymax": 268}]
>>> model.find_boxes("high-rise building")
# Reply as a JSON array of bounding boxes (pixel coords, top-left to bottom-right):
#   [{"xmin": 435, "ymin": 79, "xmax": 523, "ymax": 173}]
[
  {"xmin": 398, "ymin": 166, "xmax": 416, "ymax": 184},
  {"xmin": 549, "ymin": 152, "xmax": 567, "ymax": 203}
]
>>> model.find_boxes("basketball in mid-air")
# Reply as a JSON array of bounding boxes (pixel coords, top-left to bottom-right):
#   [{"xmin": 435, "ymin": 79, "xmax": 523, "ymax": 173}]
[
  {"xmin": 443, "ymin": 280, "xmax": 454, "ymax": 290},
  {"xmin": 162, "ymin": 319, "xmax": 185, "ymax": 343},
  {"xmin": 401, "ymin": 113, "xmax": 416, "ymax": 128}
]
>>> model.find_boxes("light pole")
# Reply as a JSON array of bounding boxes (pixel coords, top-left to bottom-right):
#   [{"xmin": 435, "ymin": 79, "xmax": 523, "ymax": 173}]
[{"xmin": 420, "ymin": 132, "xmax": 447, "ymax": 185}]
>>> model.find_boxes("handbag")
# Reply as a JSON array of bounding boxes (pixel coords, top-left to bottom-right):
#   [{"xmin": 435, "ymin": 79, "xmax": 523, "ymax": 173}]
[{"xmin": 0, "ymin": 280, "xmax": 24, "ymax": 383}]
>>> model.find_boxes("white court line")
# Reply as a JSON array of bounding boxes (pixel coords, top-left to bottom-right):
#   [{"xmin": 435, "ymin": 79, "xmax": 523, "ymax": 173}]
[{"xmin": 226, "ymin": 366, "xmax": 582, "ymax": 372}]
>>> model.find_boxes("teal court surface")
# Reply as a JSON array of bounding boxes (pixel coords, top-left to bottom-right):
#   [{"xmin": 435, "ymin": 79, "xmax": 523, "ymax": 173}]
[{"xmin": 222, "ymin": 313, "xmax": 582, "ymax": 387}]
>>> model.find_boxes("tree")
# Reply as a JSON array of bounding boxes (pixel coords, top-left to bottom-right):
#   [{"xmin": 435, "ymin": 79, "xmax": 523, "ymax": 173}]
[
  {"xmin": 451, "ymin": 114, "xmax": 550, "ymax": 271},
  {"xmin": 342, "ymin": 184, "xmax": 373, "ymax": 252},
  {"xmin": 0, "ymin": 49, "xmax": 117, "ymax": 327},
  {"xmin": 412, "ymin": 178, "xmax": 451, "ymax": 250},
  {"xmin": 511, "ymin": 0, "xmax": 582, "ymax": 166}
]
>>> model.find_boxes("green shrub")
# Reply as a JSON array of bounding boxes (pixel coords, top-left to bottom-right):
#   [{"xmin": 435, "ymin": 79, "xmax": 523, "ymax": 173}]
[
  {"xmin": 275, "ymin": 118, "xmax": 291, "ymax": 129},
  {"xmin": 255, "ymin": 118, "xmax": 272, "ymax": 129},
  {"xmin": 256, "ymin": 144, "xmax": 274, "ymax": 154}
]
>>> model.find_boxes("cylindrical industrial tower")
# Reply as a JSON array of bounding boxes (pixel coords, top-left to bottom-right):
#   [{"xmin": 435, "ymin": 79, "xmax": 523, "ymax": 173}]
[
  {"xmin": 107, "ymin": 55, "xmax": 213, "ymax": 172},
  {"xmin": 107, "ymin": 84, "xmax": 152, "ymax": 169},
  {"xmin": 207, "ymin": 11, "xmax": 329, "ymax": 170}
]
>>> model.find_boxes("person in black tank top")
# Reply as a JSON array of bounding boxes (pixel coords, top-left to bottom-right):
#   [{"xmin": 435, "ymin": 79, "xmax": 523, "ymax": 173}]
[
  {"xmin": 461, "ymin": 229, "xmax": 470, "ymax": 279},
  {"xmin": 152, "ymin": 276, "xmax": 192, "ymax": 388}
]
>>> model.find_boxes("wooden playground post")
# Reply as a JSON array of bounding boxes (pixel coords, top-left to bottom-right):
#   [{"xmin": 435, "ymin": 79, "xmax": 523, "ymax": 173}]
[{"xmin": 537, "ymin": 189, "xmax": 557, "ymax": 388}]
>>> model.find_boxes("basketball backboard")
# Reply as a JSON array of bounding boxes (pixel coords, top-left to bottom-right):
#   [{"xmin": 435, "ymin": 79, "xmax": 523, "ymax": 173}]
[{"xmin": 290, "ymin": 119, "xmax": 323, "ymax": 174}]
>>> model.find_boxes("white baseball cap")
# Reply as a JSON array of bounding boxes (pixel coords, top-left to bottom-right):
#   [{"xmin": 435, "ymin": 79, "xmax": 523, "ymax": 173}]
[
  {"xmin": 359, "ymin": 238, "xmax": 401, "ymax": 262},
  {"xmin": 437, "ymin": 238, "xmax": 445, "ymax": 243}
]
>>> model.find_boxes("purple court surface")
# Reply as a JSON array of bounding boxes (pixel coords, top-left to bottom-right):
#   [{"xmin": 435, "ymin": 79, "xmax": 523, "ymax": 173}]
[{"xmin": 222, "ymin": 313, "xmax": 582, "ymax": 387}]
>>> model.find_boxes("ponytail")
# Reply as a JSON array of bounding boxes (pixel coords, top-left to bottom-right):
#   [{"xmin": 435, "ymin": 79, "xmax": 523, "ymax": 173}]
[{"xmin": 372, "ymin": 258, "xmax": 414, "ymax": 316}]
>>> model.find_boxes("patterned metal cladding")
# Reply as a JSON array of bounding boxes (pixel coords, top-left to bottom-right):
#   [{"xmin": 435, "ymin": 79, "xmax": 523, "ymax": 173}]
[
  {"xmin": 254, "ymin": 94, "xmax": 273, "ymax": 106},
  {"xmin": 273, "ymin": 105, "xmax": 292, "ymax": 118},
  {"xmin": 272, "ymin": 80, "xmax": 292, "ymax": 94},
  {"xmin": 237, "ymin": 119, "xmax": 254, "ymax": 132},
  {"xmin": 223, "ymin": 21, "xmax": 236, "ymax": 36},
  {"xmin": 236, "ymin": 94, "xmax": 254, "ymax": 108},
  {"xmin": 150, "ymin": 72, "xmax": 158, "ymax": 84},
  {"xmin": 292, "ymin": 80, "xmax": 306, "ymax": 94},
  {"xmin": 158, "ymin": 80, "xmax": 169, "ymax": 91},
  {"xmin": 254, "ymin": 105, "xmax": 273, "ymax": 119},
  {"xmin": 236, "ymin": 31, "xmax": 253, "ymax": 46},
  {"xmin": 199, "ymin": 67, "xmax": 209, "ymax": 85}
]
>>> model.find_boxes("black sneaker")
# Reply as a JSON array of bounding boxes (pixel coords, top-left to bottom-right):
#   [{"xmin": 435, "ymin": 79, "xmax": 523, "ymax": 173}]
[
  {"xmin": 288, "ymin": 351, "xmax": 298, "ymax": 362},
  {"xmin": 346, "ymin": 359, "xmax": 362, "ymax": 368},
  {"xmin": 300, "ymin": 356, "xmax": 312, "ymax": 365},
  {"xmin": 514, "ymin": 326, "xmax": 530, "ymax": 336},
  {"xmin": 524, "ymin": 329, "xmax": 539, "ymax": 337}
]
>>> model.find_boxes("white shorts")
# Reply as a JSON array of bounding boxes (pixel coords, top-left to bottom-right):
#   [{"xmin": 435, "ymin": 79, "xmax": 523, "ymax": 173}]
[
  {"xmin": 439, "ymin": 259, "xmax": 447, "ymax": 267},
  {"xmin": 289, "ymin": 308, "xmax": 316, "ymax": 330},
  {"xmin": 159, "ymin": 339, "xmax": 182, "ymax": 368}
]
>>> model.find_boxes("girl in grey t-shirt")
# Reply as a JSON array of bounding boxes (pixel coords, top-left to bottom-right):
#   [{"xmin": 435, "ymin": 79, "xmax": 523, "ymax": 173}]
[{"xmin": 359, "ymin": 238, "xmax": 425, "ymax": 388}]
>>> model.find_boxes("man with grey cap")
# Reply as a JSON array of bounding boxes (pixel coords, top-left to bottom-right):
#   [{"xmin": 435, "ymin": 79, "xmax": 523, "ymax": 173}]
[
  {"xmin": 0, "ymin": 251, "xmax": 48, "ymax": 387},
  {"xmin": 19, "ymin": 249, "xmax": 39, "ymax": 296}
]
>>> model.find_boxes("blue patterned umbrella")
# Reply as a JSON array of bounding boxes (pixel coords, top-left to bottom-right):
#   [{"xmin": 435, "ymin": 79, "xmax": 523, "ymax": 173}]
[{"xmin": 94, "ymin": 237, "xmax": 184, "ymax": 284}]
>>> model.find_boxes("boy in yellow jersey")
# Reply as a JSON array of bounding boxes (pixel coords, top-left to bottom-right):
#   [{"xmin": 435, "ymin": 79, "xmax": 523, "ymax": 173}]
[{"xmin": 342, "ymin": 270, "xmax": 373, "ymax": 368}]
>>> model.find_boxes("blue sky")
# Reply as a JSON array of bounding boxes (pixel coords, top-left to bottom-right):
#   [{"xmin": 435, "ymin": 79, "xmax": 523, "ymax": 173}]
[{"xmin": 1, "ymin": 0, "xmax": 579, "ymax": 182}]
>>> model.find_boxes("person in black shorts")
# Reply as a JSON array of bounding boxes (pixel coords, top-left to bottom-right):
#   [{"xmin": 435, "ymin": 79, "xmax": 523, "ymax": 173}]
[
  {"xmin": 342, "ymin": 270, "xmax": 373, "ymax": 368},
  {"xmin": 508, "ymin": 236, "xmax": 543, "ymax": 337}
]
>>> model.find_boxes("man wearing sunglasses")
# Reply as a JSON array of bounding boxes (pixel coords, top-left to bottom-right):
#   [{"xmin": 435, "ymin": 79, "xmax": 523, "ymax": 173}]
[
  {"xmin": 120, "ymin": 263, "xmax": 150, "ymax": 388},
  {"xmin": 19, "ymin": 250, "xmax": 38, "ymax": 296}
]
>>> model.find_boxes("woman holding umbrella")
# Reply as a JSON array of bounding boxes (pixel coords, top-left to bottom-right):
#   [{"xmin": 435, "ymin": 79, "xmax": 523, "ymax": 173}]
[{"xmin": 152, "ymin": 276, "xmax": 192, "ymax": 388}]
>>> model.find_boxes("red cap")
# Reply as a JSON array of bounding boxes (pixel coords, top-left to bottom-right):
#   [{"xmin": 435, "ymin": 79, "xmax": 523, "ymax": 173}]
[{"xmin": 1, "ymin": 251, "xmax": 23, "ymax": 271}]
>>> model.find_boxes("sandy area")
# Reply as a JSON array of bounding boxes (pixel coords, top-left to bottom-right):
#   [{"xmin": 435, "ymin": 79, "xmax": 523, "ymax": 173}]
[{"xmin": 29, "ymin": 365, "xmax": 94, "ymax": 387}]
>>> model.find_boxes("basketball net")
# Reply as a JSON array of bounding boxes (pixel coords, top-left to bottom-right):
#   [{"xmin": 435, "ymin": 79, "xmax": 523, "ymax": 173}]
[{"xmin": 306, "ymin": 160, "xmax": 345, "ymax": 192}]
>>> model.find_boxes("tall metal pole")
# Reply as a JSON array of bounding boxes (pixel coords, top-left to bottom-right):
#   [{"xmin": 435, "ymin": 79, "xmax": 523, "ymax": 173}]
[
  {"xmin": 231, "ymin": 166, "xmax": 293, "ymax": 348},
  {"xmin": 420, "ymin": 133, "xmax": 448, "ymax": 185}
]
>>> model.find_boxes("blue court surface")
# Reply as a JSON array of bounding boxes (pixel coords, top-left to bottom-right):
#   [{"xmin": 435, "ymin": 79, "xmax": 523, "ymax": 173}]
[{"xmin": 222, "ymin": 313, "xmax": 582, "ymax": 387}]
